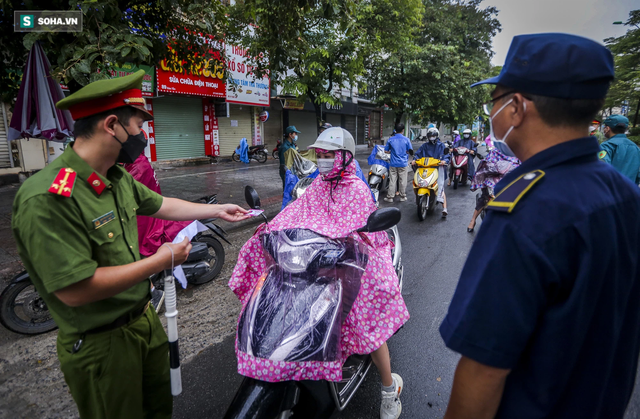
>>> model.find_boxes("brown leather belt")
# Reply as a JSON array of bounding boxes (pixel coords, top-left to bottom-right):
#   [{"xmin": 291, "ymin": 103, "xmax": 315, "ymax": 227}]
[{"xmin": 86, "ymin": 300, "xmax": 150, "ymax": 335}]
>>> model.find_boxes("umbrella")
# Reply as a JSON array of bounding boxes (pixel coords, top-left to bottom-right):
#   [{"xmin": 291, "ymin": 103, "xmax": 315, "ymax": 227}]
[{"xmin": 8, "ymin": 41, "xmax": 74, "ymax": 142}]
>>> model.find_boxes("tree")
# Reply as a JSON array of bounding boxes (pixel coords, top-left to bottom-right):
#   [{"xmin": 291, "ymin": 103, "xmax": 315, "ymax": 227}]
[
  {"xmin": 232, "ymin": 0, "xmax": 422, "ymax": 131},
  {"xmin": 367, "ymin": 0, "xmax": 501, "ymax": 126},
  {"xmin": 0, "ymin": 0, "xmax": 229, "ymax": 102},
  {"xmin": 605, "ymin": 9, "xmax": 640, "ymax": 127}
]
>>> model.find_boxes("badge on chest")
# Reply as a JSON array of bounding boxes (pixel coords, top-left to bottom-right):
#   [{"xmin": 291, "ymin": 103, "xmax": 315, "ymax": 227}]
[{"xmin": 92, "ymin": 211, "xmax": 116, "ymax": 229}]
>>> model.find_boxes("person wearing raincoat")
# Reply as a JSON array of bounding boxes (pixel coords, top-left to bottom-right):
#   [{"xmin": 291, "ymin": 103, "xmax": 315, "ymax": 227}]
[{"xmin": 230, "ymin": 128, "xmax": 409, "ymax": 419}]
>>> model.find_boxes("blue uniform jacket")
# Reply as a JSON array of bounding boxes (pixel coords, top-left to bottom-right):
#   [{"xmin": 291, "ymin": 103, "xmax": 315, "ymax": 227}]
[
  {"xmin": 599, "ymin": 134, "xmax": 640, "ymax": 184},
  {"xmin": 384, "ymin": 134, "xmax": 413, "ymax": 167},
  {"xmin": 440, "ymin": 137, "xmax": 640, "ymax": 419}
]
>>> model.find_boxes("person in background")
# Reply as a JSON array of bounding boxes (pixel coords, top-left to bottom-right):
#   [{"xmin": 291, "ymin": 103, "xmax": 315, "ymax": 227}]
[
  {"xmin": 440, "ymin": 33, "xmax": 640, "ymax": 419},
  {"xmin": 319, "ymin": 122, "xmax": 332, "ymax": 134},
  {"xmin": 279, "ymin": 126, "xmax": 300, "ymax": 188},
  {"xmin": 452, "ymin": 130, "xmax": 461, "ymax": 144},
  {"xmin": 599, "ymin": 115, "xmax": 640, "ymax": 184},
  {"xmin": 451, "ymin": 128, "xmax": 478, "ymax": 182},
  {"xmin": 413, "ymin": 127, "xmax": 450, "ymax": 217},
  {"xmin": 383, "ymin": 123, "xmax": 413, "ymax": 203}
]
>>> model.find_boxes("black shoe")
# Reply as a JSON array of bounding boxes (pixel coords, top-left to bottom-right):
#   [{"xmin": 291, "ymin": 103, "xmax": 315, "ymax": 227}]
[{"xmin": 467, "ymin": 227, "xmax": 474, "ymax": 233}]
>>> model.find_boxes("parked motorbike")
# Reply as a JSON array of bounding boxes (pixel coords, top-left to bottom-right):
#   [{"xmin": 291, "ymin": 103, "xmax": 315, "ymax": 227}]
[
  {"xmin": 451, "ymin": 146, "xmax": 471, "ymax": 189},
  {"xmin": 367, "ymin": 145, "xmax": 391, "ymax": 206},
  {"xmin": 412, "ymin": 157, "xmax": 443, "ymax": 221},
  {"xmin": 272, "ymin": 139, "xmax": 281, "ymax": 160},
  {"xmin": 232, "ymin": 144, "xmax": 268, "ymax": 163},
  {"xmin": 0, "ymin": 195, "xmax": 229, "ymax": 335},
  {"xmin": 224, "ymin": 186, "xmax": 403, "ymax": 419}
]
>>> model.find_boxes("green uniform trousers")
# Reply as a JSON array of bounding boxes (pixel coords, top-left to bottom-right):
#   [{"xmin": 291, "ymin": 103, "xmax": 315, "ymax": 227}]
[{"xmin": 57, "ymin": 305, "xmax": 172, "ymax": 419}]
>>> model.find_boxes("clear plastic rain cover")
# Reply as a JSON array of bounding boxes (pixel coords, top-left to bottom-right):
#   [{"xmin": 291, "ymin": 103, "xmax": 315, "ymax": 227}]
[{"xmin": 237, "ymin": 228, "xmax": 369, "ymax": 363}]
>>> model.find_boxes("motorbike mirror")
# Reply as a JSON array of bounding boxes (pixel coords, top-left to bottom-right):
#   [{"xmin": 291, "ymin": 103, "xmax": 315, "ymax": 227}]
[
  {"xmin": 408, "ymin": 149, "xmax": 414, "ymax": 156},
  {"xmin": 244, "ymin": 186, "xmax": 261, "ymax": 209},
  {"xmin": 357, "ymin": 207, "xmax": 402, "ymax": 233}
]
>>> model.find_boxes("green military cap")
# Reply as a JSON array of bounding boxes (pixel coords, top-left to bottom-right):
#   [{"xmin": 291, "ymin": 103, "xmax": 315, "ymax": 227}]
[
  {"xmin": 56, "ymin": 69, "xmax": 153, "ymax": 121},
  {"xmin": 603, "ymin": 114, "xmax": 629, "ymax": 130}
]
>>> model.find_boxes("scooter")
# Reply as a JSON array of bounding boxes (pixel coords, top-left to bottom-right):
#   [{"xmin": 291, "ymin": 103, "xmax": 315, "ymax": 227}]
[
  {"xmin": 0, "ymin": 195, "xmax": 229, "ymax": 336},
  {"xmin": 272, "ymin": 139, "xmax": 281, "ymax": 160},
  {"xmin": 367, "ymin": 145, "xmax": 391, "ymax": 206},
  {"xmin": 224, "ymin": 186, "xmax": 403, "ymax": 419},
  {"xmin": 232, "ymin": 144, "xmax": 268, "ymax": 163},
  {"xmin": 451, "ymin": 146, "xmax": 470, "ymax": 189},
  {"xmin": 412, "ymin": 157, "xmax": 442, "ymax": 221}
]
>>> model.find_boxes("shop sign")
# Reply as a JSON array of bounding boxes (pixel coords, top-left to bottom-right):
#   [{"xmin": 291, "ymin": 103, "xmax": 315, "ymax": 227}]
[
  {"xmin": 259, "ymin": 110, "xmax": 269, "ymax": 122},
  {"xmin": 283, "ymin": 98, "xmax": 305, "ymax": 110},
  {"xmin": 157, "ymin": 49, "xmax": 226, "ymax": 97},
  {"xmin": 60, "ymin": 63, "xmax": 155, "ymax": 96},
  {"xmin": 226, "ymin": 45, "xmax": 270, "ymax": 106}
]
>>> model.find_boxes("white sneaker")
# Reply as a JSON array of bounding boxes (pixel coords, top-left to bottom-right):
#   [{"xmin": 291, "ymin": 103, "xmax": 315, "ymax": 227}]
[
  {"xmin": 399, "ymin": 197, "xmax": 407, "ymax": 202},
  {"xmin": 380, "ymin": 373, "xmax": 403, "ymax": 419},
  {"xmin": 442, "ymin": 208, "xmax": 448, "ymax": 218},
  {"xmin": 383, "ymin": 197, "xmax": 394, "ymax": 203}
]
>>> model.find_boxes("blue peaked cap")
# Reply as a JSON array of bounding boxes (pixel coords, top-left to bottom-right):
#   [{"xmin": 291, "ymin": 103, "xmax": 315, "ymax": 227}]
[{"xmin": 472, "ymin": 33, "xmax": 614, "ymax": 99}]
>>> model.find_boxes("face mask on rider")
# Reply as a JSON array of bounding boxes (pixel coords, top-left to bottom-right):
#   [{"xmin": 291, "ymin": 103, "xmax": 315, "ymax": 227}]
[
  {"xmin": 317, "ymin": 158, "xmax": 335, "ymax": 175},
  {"xmin": 114, "ymin": 121, "xmax": 147, "ymax": 164},
  {"xmin": 489, "ymin": 97, "xmax": 526, "ymax": 154},
  {"xmin": 463, "ymin": 134, "xmax": 470, "ymax": 139}
]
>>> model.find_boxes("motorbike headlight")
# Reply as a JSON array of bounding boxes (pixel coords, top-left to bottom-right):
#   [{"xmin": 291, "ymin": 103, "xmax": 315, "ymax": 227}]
[
  {"xmin": 416, "ymin": 175, "xmax": 429, "ymax": 187},
  {"xmin": 277, "ymin": 243, "xmax": 321, "ymax": 274}
]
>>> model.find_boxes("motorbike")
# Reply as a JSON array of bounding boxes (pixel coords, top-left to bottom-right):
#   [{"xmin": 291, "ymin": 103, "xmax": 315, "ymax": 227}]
[
  {"xmin": 451, "ymin": 146, "xmax": 471, "ymax": 190},
  {"xmin": 224, "ymin": 186, "xmax": 403, "ymax": 419},
  {"xmin": 232, "ymin": 144, "xmax": 268, "ymax": 163},
  {"xmin": 367, "ymin": 145, "xmax": 391, "ymax": 206},
  {"xmin": 0, "ymin": 194, "xmax": 229, "ymax": 336},
  {"xmin": 412, "ymin": 157, "xmax": 443, "ymax": 221},
  {"xmin": 272, "ymin": 139, "xmax": 281, "ymax": 160}
]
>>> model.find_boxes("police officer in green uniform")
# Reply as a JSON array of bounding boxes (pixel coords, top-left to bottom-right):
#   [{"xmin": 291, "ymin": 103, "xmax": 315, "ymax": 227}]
[
  {"xmin": 11, "ymin": 70, "xmax": 249, "ymax": 419},
  {"xmin": 599, "ymin": 114, "xmax": 640, "ymax": 184}
]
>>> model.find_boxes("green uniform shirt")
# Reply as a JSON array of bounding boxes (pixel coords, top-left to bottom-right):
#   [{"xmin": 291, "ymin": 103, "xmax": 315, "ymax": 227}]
[{"xmin": 12, "ymin": 146, "xmax": 164, "ymax": 335}]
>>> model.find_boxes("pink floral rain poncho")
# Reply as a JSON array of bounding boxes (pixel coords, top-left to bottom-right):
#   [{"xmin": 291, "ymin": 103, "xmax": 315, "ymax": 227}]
[{"xmin": 229, "ymin": 151, "xmax": 409, "ymax": 382}]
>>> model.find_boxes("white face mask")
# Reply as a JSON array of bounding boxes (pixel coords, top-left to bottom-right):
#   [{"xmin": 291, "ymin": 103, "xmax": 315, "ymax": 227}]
[
  {"xmin": 317, "ymin": 158, "xmax": 335, "ymax": 175},
  {"xmin": 489, "ymin": 98, "xmax": 526, "ymax": 146},
  {"xmin": 463, "ymin": 134, "xmax": 470, "ymax": 139}
]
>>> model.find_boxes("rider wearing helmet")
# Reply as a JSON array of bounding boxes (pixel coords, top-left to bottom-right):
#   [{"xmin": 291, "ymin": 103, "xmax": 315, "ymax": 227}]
[
  {"xmin": 318, "ymin": 122, "xmax": 333, "ymax": 134},
  {"xmin": 453, "ymin": 129, "xmax": 461, "ymax": 144},
  {"xmin": 230, "ymin": 127, "xmax": 408, "ymax": 419},
  {"xmin": 453, "ymin": 128, "xmax": 478, "ymax": 183},
  {"xmin": 414, "ymin": 128, "xmax": 450, "ymax": 217}
]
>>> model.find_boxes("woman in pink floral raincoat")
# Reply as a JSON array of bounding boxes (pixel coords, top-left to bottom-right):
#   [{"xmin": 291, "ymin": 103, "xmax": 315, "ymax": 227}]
[{"xmin": 229, "ymin": 128, "xmax": 409, "ymax": 419}]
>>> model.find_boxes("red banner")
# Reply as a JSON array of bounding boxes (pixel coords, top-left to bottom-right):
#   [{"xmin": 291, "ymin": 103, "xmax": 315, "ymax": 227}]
[
  {"xmin": 202, "ymin": 99, "xmax": 220, "ymax": 156},
  {"xmin": 157, "ymin": 67, "xmax": 225, "ymax": 97}
]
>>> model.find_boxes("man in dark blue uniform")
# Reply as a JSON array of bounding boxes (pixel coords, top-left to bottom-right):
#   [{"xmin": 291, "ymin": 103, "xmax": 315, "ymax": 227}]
[{"xmin": 440, "ymin": 33, "xmax": 640, "ymax": 419}]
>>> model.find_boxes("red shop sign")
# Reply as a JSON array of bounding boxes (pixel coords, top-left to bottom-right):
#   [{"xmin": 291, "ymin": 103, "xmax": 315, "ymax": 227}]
[{"xmin": 157, "ymin": 67, "xmax": 225, "ymax": 97}]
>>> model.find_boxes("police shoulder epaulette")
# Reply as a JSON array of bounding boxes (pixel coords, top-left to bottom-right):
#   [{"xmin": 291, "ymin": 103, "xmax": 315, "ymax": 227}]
[
  {"xmin": 48, "ymin": 168, "xmax": 77, "ymax": 198},
  {"xmin": 486, "ymin": 170, "xmax": 545, "ymax": 213}
]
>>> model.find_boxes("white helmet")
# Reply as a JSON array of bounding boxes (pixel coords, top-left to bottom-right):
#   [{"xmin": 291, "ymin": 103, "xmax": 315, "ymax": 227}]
[
  {"xmin": 427, "ymin": 127, "xmax": 439, "ymax": 137},
  {"xmin": 453, "ymin": 130, "xmax": 459, "ymax": 135},
  {"xmin": 308, "ymin": 127, "xmax": 355, "ymax": 157},
  {"xmin": 463, "ymin": 129, "xmax": 472, "ymax": 135}
]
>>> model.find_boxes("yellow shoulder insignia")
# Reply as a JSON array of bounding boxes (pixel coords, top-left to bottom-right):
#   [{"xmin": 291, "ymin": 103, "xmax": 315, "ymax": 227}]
[
  {"xmin": 48, "ymin": 168, "xmax": 77, "ymax": 198},
  {"xmin": 486, "ymin": 170, "xmax": 545, "ymax": 213}
]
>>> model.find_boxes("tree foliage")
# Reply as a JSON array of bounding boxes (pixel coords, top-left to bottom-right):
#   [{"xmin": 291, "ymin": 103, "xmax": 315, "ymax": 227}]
[
  {"xmin": 367, "ymin": 0, "xmax": 501, "ymax": 126},
  {"xmin": 0, "ymin": 0, "xmax": 229, "ymax": 102},
  {"xmin": 605, "ymin": 9, "xmax": 640, "ymax": 127},
  {"xmin": 232, "ymin": 0, "xmax": 423, "ymax": 130}
]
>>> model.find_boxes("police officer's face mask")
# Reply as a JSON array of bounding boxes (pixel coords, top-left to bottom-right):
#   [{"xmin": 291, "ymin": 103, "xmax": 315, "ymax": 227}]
[
  {"xmin": 489, "ymin": 98, "xmax": 526, "ymax": 152},
  {"xmin": 114, "ymin": 121, "xmax": 147, "ymax": 164}
]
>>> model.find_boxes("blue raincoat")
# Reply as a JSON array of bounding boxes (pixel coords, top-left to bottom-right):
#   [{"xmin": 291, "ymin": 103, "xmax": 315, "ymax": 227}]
[{"xmin": 235, "ymin": 138, "xmax": 249, "ymax": 164}]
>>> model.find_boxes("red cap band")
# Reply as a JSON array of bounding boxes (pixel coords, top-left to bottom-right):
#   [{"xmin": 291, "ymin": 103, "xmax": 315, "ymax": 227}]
[{"xmin": 68, "ymin": 89, "xmax": 145, "ymax": 120}]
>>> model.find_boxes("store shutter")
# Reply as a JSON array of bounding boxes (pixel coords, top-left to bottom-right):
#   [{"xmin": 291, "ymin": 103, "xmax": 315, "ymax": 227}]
[
  {"xmin": 263, "ymin": 109, "xmax": 282, "ymax": 149},
  {"xmin": 218, "ymin": 104, "xmax": 252, "ymax": 156},
  {"xmin": 153, "ymin": 96, "xmax": 204, "ymax": 161},
  {"xmin": 344, "ymin": 115, "xmax": 356, "ymax": 138},
  {"xmin": 288, "ymin": 110, "xmax": 318, "ymax": 149},
  {"xmin": 325, "ymin": 113, "xmax": 341, "ymax": 128},
  {"xmin": 0, "ymin": 104, "xmax": 11, "ymax": 168},
  {"xmin": 357, "ymin": 116, "xmax": 365, "ymax": 145}
]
